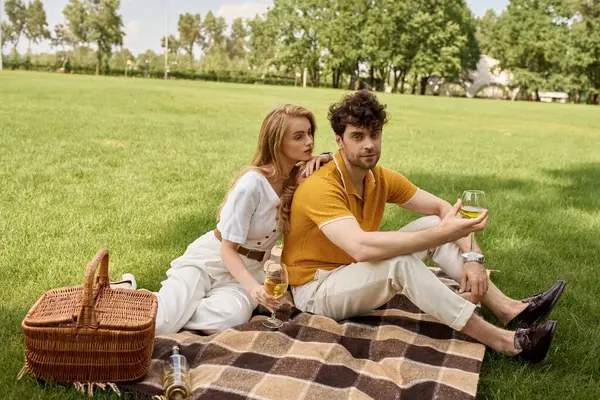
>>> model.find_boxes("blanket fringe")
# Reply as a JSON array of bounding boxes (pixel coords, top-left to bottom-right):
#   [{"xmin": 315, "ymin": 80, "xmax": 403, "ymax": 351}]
[
  {"xmin": 17, "ymin": 363, "xmax": 121, "ymax": 398},
  {"xmin": 73, "ymin": 382, "xmax": 121, "ymax": 397}
]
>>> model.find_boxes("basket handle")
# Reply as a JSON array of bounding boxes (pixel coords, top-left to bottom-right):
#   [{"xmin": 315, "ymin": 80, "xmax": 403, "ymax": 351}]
[{"xmin": 76, "ymin": 248, "xmax": 110, "ymax": 329}]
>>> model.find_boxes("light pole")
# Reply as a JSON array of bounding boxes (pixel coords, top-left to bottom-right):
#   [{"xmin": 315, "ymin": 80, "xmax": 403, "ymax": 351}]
[{"xmin": 164, "ymin": 0, "xmax": 168, "ymax": 80}]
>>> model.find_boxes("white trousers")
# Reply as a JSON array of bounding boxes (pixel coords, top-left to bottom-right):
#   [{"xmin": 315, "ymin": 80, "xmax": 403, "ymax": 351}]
[
  {"xmin": 292, "ymin": 216, "xmax": 477, "ymax": 331},
  {"xmin": 154, "ymin": 232, "xmax": 264, "ymax": 336}
]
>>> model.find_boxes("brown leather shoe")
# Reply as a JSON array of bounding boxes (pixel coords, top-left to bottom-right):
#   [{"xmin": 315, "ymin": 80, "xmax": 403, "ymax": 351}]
[
  {"xmin": 514, "ymin": 320, "xmax": 557, "ymax": 363},
  {"xmin": 507, "ymin": 280, "xmax": 565, "ymax": 329}
]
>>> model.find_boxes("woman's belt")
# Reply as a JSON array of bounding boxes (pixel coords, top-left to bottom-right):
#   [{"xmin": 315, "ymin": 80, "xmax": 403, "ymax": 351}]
[{"xmin": 213, "ymin": 229, "xmax": 266, "ymax": 262}]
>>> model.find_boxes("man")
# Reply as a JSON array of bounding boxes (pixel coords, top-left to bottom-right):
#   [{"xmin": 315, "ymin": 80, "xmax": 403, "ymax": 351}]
[{"xmin": 283, "ymin": 90, "xmax": 565, "ymax": 362}]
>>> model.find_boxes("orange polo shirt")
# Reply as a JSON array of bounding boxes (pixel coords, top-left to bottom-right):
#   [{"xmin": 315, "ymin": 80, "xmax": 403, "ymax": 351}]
[{"xmin": 283, "ymin": 152, "xmax": 418, "ymax": 287}]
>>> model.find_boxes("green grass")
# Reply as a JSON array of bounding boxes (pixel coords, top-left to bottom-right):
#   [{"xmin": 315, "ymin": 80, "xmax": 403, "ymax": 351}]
[{"xmin": 1, "ymin": 70, "xmax": 599, "ymax": 399}]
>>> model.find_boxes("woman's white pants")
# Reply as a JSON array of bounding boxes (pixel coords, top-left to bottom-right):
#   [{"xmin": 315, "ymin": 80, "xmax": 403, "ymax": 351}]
[{"xmin": 154, "ymin": 232, "xmax": 263, "ymax": 335}]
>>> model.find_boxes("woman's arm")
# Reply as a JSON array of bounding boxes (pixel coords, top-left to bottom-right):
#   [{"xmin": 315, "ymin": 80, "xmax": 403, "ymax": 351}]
[{"xmin": 220, "ymin": 240, "xmax": 279, "ymax": 312}]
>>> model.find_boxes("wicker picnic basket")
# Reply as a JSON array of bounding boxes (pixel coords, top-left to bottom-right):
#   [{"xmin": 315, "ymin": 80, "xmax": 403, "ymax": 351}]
[{"xmin": 22, "ymin": 248, "xmax": 158, "ymax": 383}]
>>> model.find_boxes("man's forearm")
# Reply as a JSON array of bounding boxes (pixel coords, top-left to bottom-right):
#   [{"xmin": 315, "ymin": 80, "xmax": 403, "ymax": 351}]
[
  {"xmin": 325, "ymin": 196, "xmax": 488, "ymax": 263},
  {"xmin": 354, "ymin": 227, "xmax": 450, "ymax": 262}
]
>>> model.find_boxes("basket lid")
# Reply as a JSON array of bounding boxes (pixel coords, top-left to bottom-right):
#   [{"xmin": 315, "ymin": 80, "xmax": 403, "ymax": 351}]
[{"xmin": 23, "ymin": 285, "xmax": 157, "ymax": 331}]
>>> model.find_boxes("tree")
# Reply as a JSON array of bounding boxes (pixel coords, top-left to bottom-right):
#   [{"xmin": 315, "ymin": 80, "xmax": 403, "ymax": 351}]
[
  {"xmin": 71, "ymin": 45, "xmax": 96, "ymax": 68},
  {"xmin": 201, "ymin": 11, "xmax": 229, "ymax": 72},
  {"xmin": 63, "ymin": 0, "xmax": 90, "ymax": 68},
  {"xmin": 227, "ymin": 17, "xmax": 246, "ymax": 60},
  {"xmin": 456, "ymin": 2, "xmax": 482, "ymax": 88},
  {"xmin": 24, "ymin": 0, "xmax": 50, "ymax": 53},
  {"xmin": 4, "ymin": 0, "xmax": 27, "ymax": 52},
  {"xmin": 160, "ymin": 34, "xmax": 181, "ymax": 55},
  {"xmin": 363, "ymin": 0, "xmax": 394, "ymax": 90},
  {"xmin": 568, "ymin": 0, "xmax": 600, "ymax": 103},
  {"xmin": 177, "ymin": 13, "xmax": 202, "ymax": 68},
  {"xmin": 271, "ymin": 0, "xmax": 324, "ymax": 87},
  {"xmin": 136, "ymin": 49, "xmax": 157, "ymax": 77},
  {"xmin": 52, "ymin": 23, "xmax": 75, "ymax": 50},
  {"xmin": 63, "ymin": 0, "xmax": 123, "ymax": 75},
  {"xmin": 247, "ymin": 14, "xmax": 278, "ymax": 72},
  {"xmin": 321, "ymin": 0, "xmax": 368, "ymax": 88},
  {"xmin": 491, "ymin": 0, "xmax": 569, "ymax": 99},
  {"xmin": 88, "ymin": 0, "xmax": 124, "ymax": 74},
  {"xmin": 110, "ymin": 47, "xmax": 133, "ymax": 69},
  {"xmin": 476, "ymin": 9, "xmax": 498, "ymax": 56},
  {"xmin": 51, "ymin": 24, "xmax": 76, "ymax": 69},
  {"xmin": 202, "ymin": 11, "xmax": 226, "ymax": 53},
  {"xmin": 63, "ymin": 0, "xmax": 89, "ymax": 46},
  {"xmin": 383, "ymin": 0, "xmax": 422, "ymax": 93},
  {"xmin": 411, "ymin": 0, "xmax": 480, "ymax": 95},
  {"xmin": 1, "ymin": 22, "xmax": 14, "ymax": 51},
  {"xmin": 200, "ymin": 48, "xmax": 230, "ymax": 71}
]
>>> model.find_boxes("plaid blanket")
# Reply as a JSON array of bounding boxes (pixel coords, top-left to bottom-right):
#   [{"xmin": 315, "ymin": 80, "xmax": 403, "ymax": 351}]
[{"xmin": 122, "ymin": 269, "xmax": 485, "ymax": 400}]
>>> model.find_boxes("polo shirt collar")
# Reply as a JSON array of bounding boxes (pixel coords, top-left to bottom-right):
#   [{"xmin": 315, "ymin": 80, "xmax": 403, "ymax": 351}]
[{"xmin": 332, "ymin": 152, "xmax": 376, "ymax": 198}]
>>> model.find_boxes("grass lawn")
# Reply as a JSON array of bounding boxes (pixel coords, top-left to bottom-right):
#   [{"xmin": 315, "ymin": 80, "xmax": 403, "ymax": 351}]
[{"xmin": 1, "ymin": 70, "xmax": 599, "ymax": 399}]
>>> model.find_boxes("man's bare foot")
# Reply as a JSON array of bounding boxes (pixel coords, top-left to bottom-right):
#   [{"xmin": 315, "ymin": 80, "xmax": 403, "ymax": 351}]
[
  {"xmin": 502, "ymin": 333, "xmax": 522, "ymax": 356},
  {"xmin": 499, "ymin": 301, "xmax": 528, "ymax": 325}
]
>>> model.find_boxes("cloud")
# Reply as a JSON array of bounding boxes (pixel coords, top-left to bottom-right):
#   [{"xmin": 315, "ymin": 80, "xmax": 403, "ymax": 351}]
[
  {"xmin": 123, "ymin": 19, "xmax": 143, "ymax": 52},
  {"xmin": 216, "ymin": 2, "xmax": 270, "ymax": 23}
]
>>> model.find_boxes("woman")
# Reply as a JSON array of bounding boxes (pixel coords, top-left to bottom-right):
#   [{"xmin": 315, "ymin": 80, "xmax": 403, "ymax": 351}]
[{"xmin": 117, "ymin": 105, "xmax": 331, "ymax": 335}]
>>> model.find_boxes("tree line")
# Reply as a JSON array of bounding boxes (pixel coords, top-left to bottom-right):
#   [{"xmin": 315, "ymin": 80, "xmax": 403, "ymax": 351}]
[{"xmin": 2, "ymin": 0, "xmax": 599, "ymax": 103}]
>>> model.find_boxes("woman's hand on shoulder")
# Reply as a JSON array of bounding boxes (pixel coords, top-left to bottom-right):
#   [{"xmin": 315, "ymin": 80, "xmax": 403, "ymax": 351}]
[{"xmin": 298, "ymin": 153, "xmax": 332, "ymax": 179}]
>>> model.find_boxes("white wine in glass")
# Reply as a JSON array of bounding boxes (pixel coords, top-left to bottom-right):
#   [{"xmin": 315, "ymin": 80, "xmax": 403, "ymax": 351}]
[
  {"xmin": 459, "ymin": 206, "xmax": 486, "ymax": 219},
  {"xmin": 264, "ymin": 276, "xmax": 288, "ymax": 299},
  {"xmin": 460, "ymin": 190, "xmax": 487, "ymax": 262},
  {"xmin": 263, "ymin": 261, "xmax": 289, "ymax": 329}
]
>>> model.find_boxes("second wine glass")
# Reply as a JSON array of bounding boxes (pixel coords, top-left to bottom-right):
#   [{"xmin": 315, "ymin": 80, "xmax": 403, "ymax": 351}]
[{"xmin": 262, "ymin": 261, "xmax": 289, "ymax": 329}]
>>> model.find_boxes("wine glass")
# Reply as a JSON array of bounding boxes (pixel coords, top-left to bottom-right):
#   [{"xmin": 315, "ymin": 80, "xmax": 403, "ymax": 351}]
[
  {"xmin": 262, "ymin": 261, "xmax": 289, "ymax": 329},
  {"xmin": 460, "ymin": 190, "xmax": 487, "ymax": 262}
]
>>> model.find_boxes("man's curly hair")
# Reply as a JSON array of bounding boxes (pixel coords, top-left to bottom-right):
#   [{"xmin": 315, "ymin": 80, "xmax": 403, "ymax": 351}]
[{"xmin": 328, "ymin": 89, "xmax": 389, "ymax": 136}]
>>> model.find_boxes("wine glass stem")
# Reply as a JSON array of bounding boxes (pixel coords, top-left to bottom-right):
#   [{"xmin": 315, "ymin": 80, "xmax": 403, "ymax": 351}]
[
  {"xmin": 469, "ymin": 232, "xmax": 475, "ymax": 253},
  {"xmin": 271, "ymin": 310, "xmax": 277, "ymax": 321}
]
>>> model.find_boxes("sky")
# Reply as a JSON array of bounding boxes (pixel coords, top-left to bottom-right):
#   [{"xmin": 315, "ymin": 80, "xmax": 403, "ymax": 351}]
[{"xmin": 2, "ymin": 0, "xmax": 510, "ymax": 55}]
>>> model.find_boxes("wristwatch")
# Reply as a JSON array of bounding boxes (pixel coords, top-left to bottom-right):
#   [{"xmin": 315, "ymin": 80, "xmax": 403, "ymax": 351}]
[{"xmin": 462, "ymin": 253, "xmax": 485, "ymax": 263}]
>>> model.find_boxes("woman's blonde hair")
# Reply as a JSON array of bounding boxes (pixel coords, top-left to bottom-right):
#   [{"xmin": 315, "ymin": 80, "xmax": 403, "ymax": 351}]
[{"xmin": 217, "ymin": 104, "xmax": 316, "ymax": 234}]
